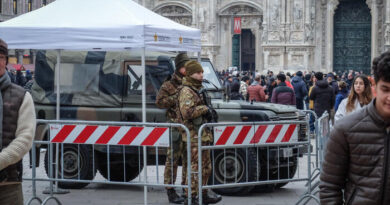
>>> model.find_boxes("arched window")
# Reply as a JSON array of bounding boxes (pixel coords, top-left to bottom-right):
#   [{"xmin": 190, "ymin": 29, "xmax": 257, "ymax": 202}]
[
  {"xmin": 28, "ymin": 0, "xmax": 32, "ymax": 12},
  {"xmin": 13, "ymin": 0, "xmax": 17, "ymax": 14}
]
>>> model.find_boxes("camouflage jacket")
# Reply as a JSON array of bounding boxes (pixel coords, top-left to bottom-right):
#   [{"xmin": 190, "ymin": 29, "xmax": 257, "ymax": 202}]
[
  {"xmin": 155, "ymin": 73, "xmax": 182, "ymax": 122},
  {"xmin": 178, "ymin": 77, "xmax": 212, "ymax": 143}
]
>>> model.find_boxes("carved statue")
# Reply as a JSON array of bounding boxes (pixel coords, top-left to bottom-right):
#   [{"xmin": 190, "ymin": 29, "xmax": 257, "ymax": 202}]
[
  {"xmin": 385, "ymin": 24, "xmax": 390, "ymax": 44},
  {"xmin": 305, "ymin": 23, "xmax": 315, "ymax": 43}
]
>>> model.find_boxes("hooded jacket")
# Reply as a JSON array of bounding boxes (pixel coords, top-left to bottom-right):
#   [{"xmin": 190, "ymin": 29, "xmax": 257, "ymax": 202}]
[
  {"xmin": 271, "ymin": 82, "xmax": 296, "ymax": 105},
  {"xmin": 291, "ymin": 76, "xmax": 308, "ymax": 99},
  {"xmin": 310, "ymin": 80, "xmax": 335, "ymax": 117},
  {"xmin": 334, "ymin": 89, "xmax": 349, "ymax": 112},
  {"xmin": 320, "ymin": 100, "xmax": 390, "ymax": 205}
]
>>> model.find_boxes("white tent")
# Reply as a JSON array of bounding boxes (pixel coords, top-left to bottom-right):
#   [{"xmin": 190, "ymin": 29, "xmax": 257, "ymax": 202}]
[
  {"xmin": 0, "ymin": 0, "xmax": 199, "ymax": 202},
  {"xmin": 0, "ymin": 0, "xmax": 201, "ymax": 51},
  {"xmin": 0, "ymin": 0, "xmax": 201, "ymax": 123}
]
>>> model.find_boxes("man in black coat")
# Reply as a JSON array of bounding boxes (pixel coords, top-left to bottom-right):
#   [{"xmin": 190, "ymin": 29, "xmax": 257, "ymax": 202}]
[{"xmin": 310, "ymin": 72, "xmax": 335, "ymax": 118}]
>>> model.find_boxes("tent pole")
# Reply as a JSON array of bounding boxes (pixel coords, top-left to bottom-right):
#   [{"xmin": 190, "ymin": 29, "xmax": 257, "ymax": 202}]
[
  {"xmin": 141, "ymin": 47, "xmax": 148, "ymax": 205},
  {"xmin": 56, "ymin": 49, "xmax": 61, "ymax": 121},
  {"xmin": 55, "ymin": 50, "xmax": 61, "ymax": 193}
]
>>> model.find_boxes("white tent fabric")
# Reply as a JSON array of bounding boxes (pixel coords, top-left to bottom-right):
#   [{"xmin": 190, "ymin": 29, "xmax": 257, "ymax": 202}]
[{"xmin": 0, "ymin": 0, "xmax": 201, "ymax": 52}]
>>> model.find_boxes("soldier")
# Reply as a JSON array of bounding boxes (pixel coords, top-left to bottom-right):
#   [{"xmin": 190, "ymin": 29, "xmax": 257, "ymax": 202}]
[
  {"xmin": 178, "ymin": 61, "xmax": 222, "ymax": 205},
  {"xmin": 156, "ymin": 53, "xmax": 189, "ymax": 204}
]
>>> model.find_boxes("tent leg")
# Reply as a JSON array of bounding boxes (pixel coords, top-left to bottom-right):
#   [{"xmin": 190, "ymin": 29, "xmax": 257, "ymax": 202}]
[{"xmin": 141, "ymin": 48, "xmax": 147, "ymax": 205}]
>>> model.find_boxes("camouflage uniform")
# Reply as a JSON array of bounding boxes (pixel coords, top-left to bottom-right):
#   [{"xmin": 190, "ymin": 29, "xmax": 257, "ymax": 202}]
[
  {"xmin": 155, "ymin": 73, "xmax": 185, "ymax": 187},
  {"xmin": 178, "ymin": 77, "xmax": 213, "ymax": 198}
]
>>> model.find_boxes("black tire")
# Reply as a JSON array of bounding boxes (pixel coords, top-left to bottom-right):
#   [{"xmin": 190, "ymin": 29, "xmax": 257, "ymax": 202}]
[
  {"xmin": 210, "ymin": 148, "xmax": 258, "ymax": 196},
  {"xmin": 97, "ymin": 152, "xmax": 144, "ymax": 182},
  {"xmin": 274, "ymin": 157, "xmax": 298, "ymax": 189},
  {"xmin": 44, "ymin": 144, "xmax": 96, "ymax": 189}
]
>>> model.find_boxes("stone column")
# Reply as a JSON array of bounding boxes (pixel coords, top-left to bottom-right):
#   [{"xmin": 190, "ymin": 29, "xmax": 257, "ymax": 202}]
[
  {"xmin": 305, "ymin": 0, "xmax": 310, "ymax": 24},
  {"xmin": 304, "ymin": 52, "xmax": 309, "ymax": 68},
  {"xmin": 31, "ymin": 50, "xmax": 36, "ymax": 65},
  {"xmin": 16, "ymin": 49, "xmax": 24, "ymax": 64},
  {"xmin": 370, "ymin": 0, "xmax": 379, "ymax": 60},
  {"xmin": 326, "ymin": 0, "xmax": 339, "ymax": 73},
  {"xmin": 264, "ymin": 51, "xmax": 270, "ymax": 71},
  {"xmin": 192, "ymin": 0, "xmax": 197, "ymax": 27},
  {"xmin": 286, "ymin": 0, "xmax": 292, "ymax": 24},
  {"xmin": 282, "ymin": 0, "xmax": 286, "ymax": 24},
  {"xmin": 387, "ymin": 0, "xmax": 390, "ymax": 23}
]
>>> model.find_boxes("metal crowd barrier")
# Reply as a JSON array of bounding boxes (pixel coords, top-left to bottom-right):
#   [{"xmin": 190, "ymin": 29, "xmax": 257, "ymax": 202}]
[
  {"xmin": 197, "ymin": 119, "xmax": 319, "ymax": 205},
  {"xmin": 25, "ymin": 119, "xmax": 192, "ymax": 205},
  {"xmin": 298, "ymin": 111, "xmax": 330, "ymax": 205}
]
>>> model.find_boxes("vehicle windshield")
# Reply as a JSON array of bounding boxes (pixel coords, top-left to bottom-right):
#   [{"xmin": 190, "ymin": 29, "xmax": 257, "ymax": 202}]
[{"xmin": 200, "ymin": 61, "xmax": 222, "ymax": 90}]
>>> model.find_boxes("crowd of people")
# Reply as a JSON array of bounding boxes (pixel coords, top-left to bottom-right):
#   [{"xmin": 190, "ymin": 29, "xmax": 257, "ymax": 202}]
[
  {"xmin": 217, "ymin": 68, "xmax": 375, "ymax": 130},
  {"xmin": 7, "ymin": 68, "xmax": 34, "ymax": 91}
]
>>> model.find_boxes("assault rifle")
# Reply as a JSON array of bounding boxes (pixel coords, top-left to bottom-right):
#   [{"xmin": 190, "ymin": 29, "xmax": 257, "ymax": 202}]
[{"xmin": 199, "ymin": 82, "xmax": 218, "ymax": 123}]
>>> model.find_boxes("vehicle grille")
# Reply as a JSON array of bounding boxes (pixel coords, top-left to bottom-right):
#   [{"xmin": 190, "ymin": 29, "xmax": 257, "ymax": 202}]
[{"xmin": 272, "ymin": 112, "xmax": 307, "ymax": 141}]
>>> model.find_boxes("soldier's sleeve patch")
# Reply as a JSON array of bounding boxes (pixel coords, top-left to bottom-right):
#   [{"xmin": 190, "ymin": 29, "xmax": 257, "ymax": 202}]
[{"xmin": 185, "ymin": 100, "xmax": 191, "ymax": 105}]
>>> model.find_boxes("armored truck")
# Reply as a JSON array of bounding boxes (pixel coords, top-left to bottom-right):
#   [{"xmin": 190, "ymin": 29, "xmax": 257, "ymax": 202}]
[{"xmin": 31, "ymin": 50, "xmax": 307, "ymax": 195}]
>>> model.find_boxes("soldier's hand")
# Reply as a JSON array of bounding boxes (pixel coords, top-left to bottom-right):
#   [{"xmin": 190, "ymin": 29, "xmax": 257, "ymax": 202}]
[{"xmin": 204, "ymin": 106, "xmax": 213, "ymax": 122}]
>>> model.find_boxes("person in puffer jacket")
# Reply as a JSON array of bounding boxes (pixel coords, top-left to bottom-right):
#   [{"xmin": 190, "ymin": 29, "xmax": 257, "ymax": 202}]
[
  {"xmin": 271, "ymin": 73, "xmax": 296, "ymax": 105},
  {"xmin": 310, "ymin": 72, "xmax": 335, "ymax": 118},
  {"xmin": 320, "ymin": 51, "xmax": 390, "ymax": 205},
  {"xmin": 291, "ymin": 71, "xmax": 308, "ymax": 109}
]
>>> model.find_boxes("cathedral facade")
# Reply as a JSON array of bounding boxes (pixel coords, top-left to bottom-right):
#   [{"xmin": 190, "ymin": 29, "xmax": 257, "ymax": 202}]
[
  {"xmin": 1, "ymin": 0, "xmax": 390, "ymax": 74},
  {"xmin": 141, "ymin": 0, "xmax": 390, "ymax": 74}
]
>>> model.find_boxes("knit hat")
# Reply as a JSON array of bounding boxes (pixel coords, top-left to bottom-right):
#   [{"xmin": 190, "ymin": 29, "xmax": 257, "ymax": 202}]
[
  {"xmin": 185, "ymin": 60, "xmax": 203, "ymax": 77},
  {"xmin": 0, "ymin": 38, "xmax": 8, "ymax": 56},
  {"xmin": 175, "ymin": 53, "xmax": 190, "ymax": 71}
]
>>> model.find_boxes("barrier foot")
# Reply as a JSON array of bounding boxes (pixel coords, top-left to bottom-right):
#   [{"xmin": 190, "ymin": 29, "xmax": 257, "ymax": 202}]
[
  {"xmin": 295, "ymin": 194, "xmax": 319, "ymax": 205},
  {"xmin": 42, "ymin": 187, "xmax": 70, "ymax": 194},
  {"xmin": 42, "ymin": 196, "xmax": 62, "ymax": 205},
  {"xmin": 305, "ymin": 169, "xmax": 320, "ymax": 187},
  {"xmin": 26, "ymin": 196, "xmax": 43, "ymax": 205}
]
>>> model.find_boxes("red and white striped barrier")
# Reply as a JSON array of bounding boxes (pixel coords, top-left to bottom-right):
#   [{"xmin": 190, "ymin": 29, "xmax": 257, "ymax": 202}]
[
  {"xmin": 49, "ymin": 124, "xmax": 169, "ymax": 147},
  {"xmin": 213, "ymin": 124, "xmax": 298, "ymax": 146}
]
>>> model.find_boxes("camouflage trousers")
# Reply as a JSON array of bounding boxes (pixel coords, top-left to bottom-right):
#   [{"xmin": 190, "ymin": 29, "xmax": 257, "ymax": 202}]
[
  {"xmin": 182, "ymin": 142, "xmax": 212, "ymax": 197},
  {"xmin": 164, "ymin": 137, "xmax": 185, "ymax": 188}
]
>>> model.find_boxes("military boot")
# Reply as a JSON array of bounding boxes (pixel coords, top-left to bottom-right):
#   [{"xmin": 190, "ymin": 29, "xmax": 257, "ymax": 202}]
[
  {"xmin": 183, "ymin": 197, "xmax": 199, "ymax": 205},
  {"xmin": 202, "ymin": 190, "xmax": 222, "ymax": 204},
  {"xmin": 167, "ymin": 189, "xmax": 184, "ymax": 204}
]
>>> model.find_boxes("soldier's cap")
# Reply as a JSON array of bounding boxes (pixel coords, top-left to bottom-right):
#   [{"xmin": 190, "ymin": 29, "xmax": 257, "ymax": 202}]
[
  {"xmin": 175, "ymin": 53, "xmax": 190, "ymax": 70},
  {"xmin": 185, "ymin": 60, "xmax": 203, "ymax": 76},
  {"xmin": 0, "ymin": 38, "xmax": 8, "ymax": 56}
]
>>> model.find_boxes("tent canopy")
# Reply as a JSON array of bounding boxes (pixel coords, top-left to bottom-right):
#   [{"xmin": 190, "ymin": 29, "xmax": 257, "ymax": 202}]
[{"xmin": 0, "ymin": 0, "xmax": 201, "ymax": 51}]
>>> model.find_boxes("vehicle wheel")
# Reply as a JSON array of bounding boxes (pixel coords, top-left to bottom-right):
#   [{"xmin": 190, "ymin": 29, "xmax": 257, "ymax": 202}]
[
  {"xmin": 210, "ymin": 148, "xmax": 258, "ymax": 196},
  {"xmin": 274, "ymin": 157, "xmax": 298, "ymax": 189},
  {"xmin": 44, "ymin": 144, "xmax": 96, "ymax": 189},
  {"xmin": 97, "ymin": 152, "xmax": 144, "ymax": 182}
]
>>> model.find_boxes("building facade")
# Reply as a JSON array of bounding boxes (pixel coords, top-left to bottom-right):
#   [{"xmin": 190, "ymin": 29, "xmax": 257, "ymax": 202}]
[
  {"xmin": 138, "ymin": 0, "xmax": 390, "ymax": 74},
  {"xmin": 1, "ymin": 0, "xmax": 389, "ymax": 74},
  {"xmin": 0, "ymin": 0, "xmax": 55, "ymax": 64}
]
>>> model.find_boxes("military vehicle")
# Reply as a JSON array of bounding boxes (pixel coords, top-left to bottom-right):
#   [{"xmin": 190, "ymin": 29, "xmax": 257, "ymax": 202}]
[{"xmin": 31, "ymin": 50, "xmax": 307, "ymax": 195}]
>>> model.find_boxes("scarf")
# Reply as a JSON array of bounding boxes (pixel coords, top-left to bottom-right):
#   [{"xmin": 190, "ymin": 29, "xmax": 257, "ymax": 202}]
[
  {"xmin": 0, "ymin": 73, "xmax": 12, "ymax": 150},
  {"xmin": 183, "ymin": 77, "xmax": 203, "ymax": 90}
]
